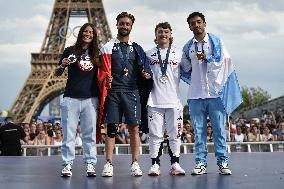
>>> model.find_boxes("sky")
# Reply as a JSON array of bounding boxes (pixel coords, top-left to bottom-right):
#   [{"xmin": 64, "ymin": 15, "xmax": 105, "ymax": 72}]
[{"xmin": 0, "ymin": 0, "xmax": 284, "ymax": 111}]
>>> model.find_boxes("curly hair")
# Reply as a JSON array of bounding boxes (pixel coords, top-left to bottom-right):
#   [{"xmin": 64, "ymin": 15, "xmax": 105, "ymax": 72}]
[
  {"xmin": 187, "ymin": 12, "xmax": 206, "ymax": 25},
  {"xmin": 116, "ymin": 12, "xmax": 135, "ymax": 25},
  {"xmin": 71, "ymin": 23, "xmax": 99, "ymax": 66},
  {"xmin": 154, "ymin": 22, "xmax": 173, "ymax": 45}
]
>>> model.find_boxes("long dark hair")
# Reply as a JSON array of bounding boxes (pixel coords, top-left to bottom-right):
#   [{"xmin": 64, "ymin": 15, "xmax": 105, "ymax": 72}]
[{"xmin": 71, "ymin": 23, "xmax": 99, "ymax": 66}]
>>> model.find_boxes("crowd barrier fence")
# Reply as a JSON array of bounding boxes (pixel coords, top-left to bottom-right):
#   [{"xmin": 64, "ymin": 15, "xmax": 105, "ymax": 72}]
[{"xmin": 20, "ymin": 142, "xmax": 284, "ymax": 156}]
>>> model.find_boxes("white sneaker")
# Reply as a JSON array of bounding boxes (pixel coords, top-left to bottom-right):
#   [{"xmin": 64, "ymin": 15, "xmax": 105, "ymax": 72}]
[
  {"xmin": 86, "ymin": 163, "xmax": 96, "ymax": 177},
  {"xmin": 148, "ymin": 164, "xmax": 160, "ymax": 176},
  {"xmin": 61, "ymin": 164, "xmax": 72, "ymax": 177},
  {"xmin": 101, "ymin": 162, "xmax": 113, "ymax": 177},
  {"xmin": 169, "ymin": 162, "xmax": 185, "ymax": 176},
  {"xmin": 130, "ymin": 161, "xmax": 143, "ymax": 176},
  {"xmin": 191, "ymin": 162, "xmax": 207, "ymax": 175},
  {"xmin": 218, "ymin": 162, "xmax": 232, "ymax": 175}
]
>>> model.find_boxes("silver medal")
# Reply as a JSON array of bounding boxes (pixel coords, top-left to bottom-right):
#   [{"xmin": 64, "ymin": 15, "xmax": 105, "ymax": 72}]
[{"xmin": 159, "ymin": 75, "xmax": 168, "ymax": 84}]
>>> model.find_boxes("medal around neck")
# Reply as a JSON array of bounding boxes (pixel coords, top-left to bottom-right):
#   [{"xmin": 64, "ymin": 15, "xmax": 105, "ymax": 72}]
[
  {"xmin": 157, "ymin": 46, "xmax": 171, "ymax": 84},
  {"xmin": 159, "ymin": 74, "xmax": 168, "ymax": 84},
  {"xmin": 123, "ymin": 68, "xmax": 129, "ymax": 77},
  {"xmin": 196, "ymin": 51, "xmax": 204, "ymax": 60}
]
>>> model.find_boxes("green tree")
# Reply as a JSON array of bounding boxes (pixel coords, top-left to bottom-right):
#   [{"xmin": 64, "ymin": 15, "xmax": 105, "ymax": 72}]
[{"xmin": 235, "ymin": 86, "xmax": 271, "ymax": 112}]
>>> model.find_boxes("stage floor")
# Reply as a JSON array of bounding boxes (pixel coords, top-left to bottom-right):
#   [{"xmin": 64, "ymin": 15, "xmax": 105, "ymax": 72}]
[{"xmin": 0, "ymin": 153, "xmax": 283, "ymax": 189}]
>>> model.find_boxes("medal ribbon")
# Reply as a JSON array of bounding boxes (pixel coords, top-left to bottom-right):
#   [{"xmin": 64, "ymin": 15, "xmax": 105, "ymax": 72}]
[
  {"xmin": 117, "ymin": 43, "xmax": 131, "ymax": 71},
  {"xmin": 194, "ymin": 41, "xmax": 205, "ymax": 64},
  {"xmin": 157, "ymin": 45, "xmax": 171, "ymax": 76},
  {"xmin": 194, "ymin": 41, "xmax": 205, "ymax": 53}
]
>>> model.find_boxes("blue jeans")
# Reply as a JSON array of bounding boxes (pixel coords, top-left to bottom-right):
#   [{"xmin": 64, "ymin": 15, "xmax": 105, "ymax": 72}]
[
  {"xmin": 61, "ymin": 97, "xmax": 98, "ymax": 165},
  {"xmin": 188, "ymin": 98, "xmax": 228, "ymax": 165}
]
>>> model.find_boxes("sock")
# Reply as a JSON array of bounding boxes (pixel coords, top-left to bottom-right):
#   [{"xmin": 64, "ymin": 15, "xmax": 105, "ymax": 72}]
[
  {"xmin": 152, "ymin": 157, "xmax": 160, "ymax": 165},
  {"xmin": 106, "ymin": 159, "xmax": 112, "ymax": 164},
  {"xmin": 171, "ymin": 156, "xmax": 179, "ymax": 165}
]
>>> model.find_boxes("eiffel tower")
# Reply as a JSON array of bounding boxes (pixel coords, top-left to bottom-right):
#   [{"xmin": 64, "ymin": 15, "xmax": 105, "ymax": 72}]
[{"xmin": 10, "ymin": 0, "xmax": 112, "ymax": 123}]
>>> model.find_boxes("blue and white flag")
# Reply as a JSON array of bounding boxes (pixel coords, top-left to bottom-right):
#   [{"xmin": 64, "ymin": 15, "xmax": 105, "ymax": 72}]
[{"xmin": 181, "ymin": 33, "xmax": 243, "ymax": 115}]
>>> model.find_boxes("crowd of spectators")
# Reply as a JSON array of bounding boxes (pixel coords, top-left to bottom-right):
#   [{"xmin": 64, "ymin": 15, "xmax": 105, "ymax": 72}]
[
  {"xmin": 1, "ymin": 108, "xmax": 284, "ymax": 155},
  {"xmin": 181, "ymin": 108, "xmax": 284, "ymax": 143},
  {"xmin": 0, "ymin": 119, "xmax": 80, "ymax": 156}
]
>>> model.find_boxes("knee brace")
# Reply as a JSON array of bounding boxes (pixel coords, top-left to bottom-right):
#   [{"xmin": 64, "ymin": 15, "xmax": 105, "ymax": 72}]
[{"xmin": 107, "ymin": 123, "xmax": 117, "ymax": 138}]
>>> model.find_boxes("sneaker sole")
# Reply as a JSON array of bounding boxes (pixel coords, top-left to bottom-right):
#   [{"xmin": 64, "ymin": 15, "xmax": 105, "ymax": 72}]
[
  {"xmin": 131, "ymin": 173, "xmax": 143, "ymax": 177},
  {"xmin": 191, "ymin": 172, "xmax": 207, "ymax": 175},
  {"xmin": 170, "ymin": 172, "xmax": 185, "ymax": 176},
  {"xmin": 148, "ymin": 172, "xmax": 160, "ymax": 176},
  {"xmin": 101, "ymin": 174, "xmax": 113, "ymax": 177},
  {"xmin": 61, "ymin": 173, "xmax": 72, "ymax": 177},
  {"xmin": 87, "ymin": 173, "xmax": 96, "ymax": 177},
  {"xmin": 219, "ymin": 172, "xmax": 232, "ymax": 175}
]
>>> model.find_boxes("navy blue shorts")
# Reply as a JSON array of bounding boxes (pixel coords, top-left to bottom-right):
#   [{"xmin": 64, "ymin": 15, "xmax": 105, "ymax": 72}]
[{"xmin": 104, "ymin": 90, "xmax": 141, "ymax": 125}]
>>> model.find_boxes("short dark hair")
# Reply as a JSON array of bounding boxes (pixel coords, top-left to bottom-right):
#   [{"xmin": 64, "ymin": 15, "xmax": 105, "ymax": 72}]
[
  {"xmin": 47, "ymin": 129, "xmax": 54, "ymax": 137},
  {"xmin": 154, "ymin": 22, "xmax": 173, "ymax": 44},
  {"xmin": 29, "ymin": 133, "xmax": 36, "ymax": 140},
  {"xmin": 187, "ymin": 12, "xmax": 206, "ymax": 25},
  {"xmin": 116, "ymin": 12, "xmax": 135, "ymax": 24}
]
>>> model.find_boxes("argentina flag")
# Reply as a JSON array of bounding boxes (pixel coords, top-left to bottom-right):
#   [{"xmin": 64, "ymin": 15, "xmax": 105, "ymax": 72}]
[{"xmin": 181, "ymin": 33, "xmax": 243, "ymax": 115}]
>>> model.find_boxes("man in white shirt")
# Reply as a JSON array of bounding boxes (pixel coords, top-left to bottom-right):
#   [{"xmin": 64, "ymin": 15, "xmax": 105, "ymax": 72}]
[
  {"xmin": 181, "ymin": 12, "xmax": 242, "ymax": 175},
  {"xmin": 146, "ymin": 22, "xmax": 186, "ymax": 176}
]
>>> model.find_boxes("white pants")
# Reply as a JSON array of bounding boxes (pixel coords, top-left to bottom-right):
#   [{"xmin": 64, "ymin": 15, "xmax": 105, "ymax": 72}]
[{"xmin": 148, "ymin": 106, "xmax": 183, "ymax": 158}]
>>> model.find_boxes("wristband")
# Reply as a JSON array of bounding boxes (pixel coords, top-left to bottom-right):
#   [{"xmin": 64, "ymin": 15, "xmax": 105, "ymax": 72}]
[{"xmin": 59, "ymin": 64, "xmax": 66, "ymax": 69}]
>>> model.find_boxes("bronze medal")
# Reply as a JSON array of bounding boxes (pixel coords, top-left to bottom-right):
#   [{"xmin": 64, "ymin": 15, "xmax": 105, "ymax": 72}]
[
  {"xmin": 196, "ymin": 51, "xmax": 203, "ymax": 60},
  {"xmin": 123, "ymin": 68, "xmax": 128, "ymax": 76}
]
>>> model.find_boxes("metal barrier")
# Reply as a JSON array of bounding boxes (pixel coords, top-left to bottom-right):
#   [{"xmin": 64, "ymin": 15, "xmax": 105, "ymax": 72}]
[{"xmin": 21, "ymin": 142, "xmax": 284, "ymax": 156}]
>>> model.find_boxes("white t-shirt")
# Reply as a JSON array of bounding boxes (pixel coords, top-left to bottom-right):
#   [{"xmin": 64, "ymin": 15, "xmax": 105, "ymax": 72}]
[
  {"xmin": 260, "ymin": 133, "xmax": 273, "ymax": 142},
  {"xmin": 234, "ymin": 133, "xmax": 244, "ymax": 142},
  {"xmin": 182, "ymin": 33, "xmax": 230, "ymax": 99},
  {"xmin": 146, "ymin": 45, "xmax": 183, "ymax": 108}
]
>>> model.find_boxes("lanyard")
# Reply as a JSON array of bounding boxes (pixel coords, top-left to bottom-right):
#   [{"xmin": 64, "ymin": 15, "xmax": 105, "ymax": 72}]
[
  {"xmin": 194, "ymin": 41, "xmax": 205, "ymax": 53},
  {"xmin": 116, "ymin": 43, "xmax": 131, "ymax": 69},
  {"xmin": 157, "ymin": 45, "xmax": 171, "ymax": 76}
]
